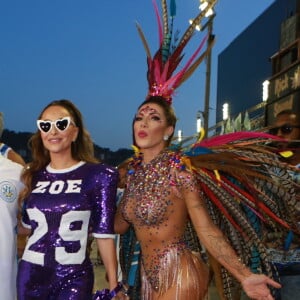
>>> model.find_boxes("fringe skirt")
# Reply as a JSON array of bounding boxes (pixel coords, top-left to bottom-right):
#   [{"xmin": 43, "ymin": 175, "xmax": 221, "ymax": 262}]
[{"xmin": 141, "ymin": 248, "xmax": 209, "ymax": 300}]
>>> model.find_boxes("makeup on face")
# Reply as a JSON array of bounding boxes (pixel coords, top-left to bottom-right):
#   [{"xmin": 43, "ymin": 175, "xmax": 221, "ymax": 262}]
[{"xmin": 135, "ymin": 105, "xmax": 164, "ymax": 123}]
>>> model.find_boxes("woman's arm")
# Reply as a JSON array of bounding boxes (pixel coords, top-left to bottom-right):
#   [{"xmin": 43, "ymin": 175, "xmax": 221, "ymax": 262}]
[
  {"xmin": 96, "ymin": 238, "xmax": 118, "ymax": 290},
  {"xmin": 184, "ymin": 186, "xmax": 280, "ymax": 299},
  {"xmin": 96, "ymin": 238, "xmax": 129, "ymax": 300},
  {"xmin": 114, "ymin": 202, "xmax": 130, "ymax": 234}
]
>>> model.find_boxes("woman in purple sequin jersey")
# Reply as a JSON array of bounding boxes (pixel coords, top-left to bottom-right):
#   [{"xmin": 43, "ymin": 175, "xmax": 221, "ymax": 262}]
[
  {"xmin": 17, "ymin": 99, "xmax": 121, "ymax": 299},
  {"xmin": 114, "ymin": 96, "xmax": 281, "ymax": 300}
]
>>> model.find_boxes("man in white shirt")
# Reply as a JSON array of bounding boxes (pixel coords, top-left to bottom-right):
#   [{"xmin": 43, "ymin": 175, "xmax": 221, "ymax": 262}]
[{"xmin": 0, "ymin": 154, "xmax": 24, "ymax": 300}]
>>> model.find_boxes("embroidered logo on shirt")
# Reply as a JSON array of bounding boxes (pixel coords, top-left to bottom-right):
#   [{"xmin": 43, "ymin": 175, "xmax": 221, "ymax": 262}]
[{"xmin": 0, "ymin": 180, "xmax": 18, "ymax": 203}]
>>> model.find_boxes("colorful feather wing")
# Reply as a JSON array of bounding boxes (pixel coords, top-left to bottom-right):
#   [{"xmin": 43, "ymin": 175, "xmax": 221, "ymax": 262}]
[{"xmin": 179, "ymin": 133, "xmax": 299, "ymax": 299}]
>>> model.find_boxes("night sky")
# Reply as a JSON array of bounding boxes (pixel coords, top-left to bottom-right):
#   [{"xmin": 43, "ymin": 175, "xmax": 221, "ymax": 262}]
[{"xmin": 0, "ymin": 0, "xmax": 274, "ymax": 150}]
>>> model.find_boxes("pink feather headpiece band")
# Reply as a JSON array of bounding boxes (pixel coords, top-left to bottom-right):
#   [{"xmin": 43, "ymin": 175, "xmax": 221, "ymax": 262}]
[{"xmin": 137, "ymin": 0, "xmax": 217, "ymax": 104}]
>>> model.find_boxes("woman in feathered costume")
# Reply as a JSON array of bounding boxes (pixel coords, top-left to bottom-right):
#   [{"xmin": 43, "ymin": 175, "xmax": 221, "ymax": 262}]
[{"xmin": 115, "ymin": 1, "xmax": 299, "ymax": 299}]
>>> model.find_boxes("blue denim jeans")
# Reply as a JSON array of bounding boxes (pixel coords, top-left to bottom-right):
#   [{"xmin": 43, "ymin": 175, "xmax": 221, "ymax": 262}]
[
  {"xmin": 274, "ymin": 263, "xmax": 300, "ymax": 300},
  {"xmin": 279, "ymin": 274, "xmax": 300, "ymax": 300}
]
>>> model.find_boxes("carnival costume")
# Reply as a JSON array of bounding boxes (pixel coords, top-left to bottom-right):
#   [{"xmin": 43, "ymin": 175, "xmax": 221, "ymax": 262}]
[
  {"xmin": 118, "ymin": 1, "xmax": 300, "ymax": 299},
  {"xmin": 17, "ymin": 161, "xmax": 118, "ymax": 300}
]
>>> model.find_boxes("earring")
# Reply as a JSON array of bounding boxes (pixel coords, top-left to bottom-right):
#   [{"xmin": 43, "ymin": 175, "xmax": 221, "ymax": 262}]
[{"xmin": 163, "ymin": 135, "xmax": 169, "ymax": 141}]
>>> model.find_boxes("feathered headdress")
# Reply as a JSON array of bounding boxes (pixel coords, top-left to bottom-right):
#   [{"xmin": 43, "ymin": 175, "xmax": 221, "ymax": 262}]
[{"xmin": 136, "ymin": 0, "xmax": 217, "ymax": 104}]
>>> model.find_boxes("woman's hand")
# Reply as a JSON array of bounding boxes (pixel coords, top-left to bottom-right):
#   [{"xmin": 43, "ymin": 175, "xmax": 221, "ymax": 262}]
[
  {"xmin": 112, "ymin": 290, "xmax": 130, "ymax": 300},
  {"xmin": 241, "ymin": 273, "xmax": 281, "ymax": 300},
  {"xmin": 93, "ymin": 284, "xmax": 130, "ymax": 300},
  {"xmin": 112, "ymin": 282, "xmax": 130, "ymax": 300}
]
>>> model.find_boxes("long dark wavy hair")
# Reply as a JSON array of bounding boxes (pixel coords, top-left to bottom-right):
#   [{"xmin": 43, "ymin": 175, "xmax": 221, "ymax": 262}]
[{"xmin": 20, "ymin": 99, "xmax": 98, "ymax": 202}]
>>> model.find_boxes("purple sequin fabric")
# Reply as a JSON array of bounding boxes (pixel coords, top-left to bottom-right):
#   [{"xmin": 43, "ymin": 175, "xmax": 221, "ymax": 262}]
[{"xmin": 17, "ymin": 162, "xmax": 118, "ymax": 300}]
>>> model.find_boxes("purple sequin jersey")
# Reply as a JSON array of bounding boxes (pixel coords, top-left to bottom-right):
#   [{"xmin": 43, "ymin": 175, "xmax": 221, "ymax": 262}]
[{"xmin": 17, "ymin": 162, "xmax": 118, "ymax": 300}]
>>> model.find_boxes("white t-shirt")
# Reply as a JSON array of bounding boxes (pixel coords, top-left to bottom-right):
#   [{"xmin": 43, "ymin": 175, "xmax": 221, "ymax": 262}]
[
  {"xmin": 0, "ymin": 142, "xmax": 11, "ymax": 157},
  {"xmin": 0, "ymin": 155, "xmax": 24, "ymax": 300}
]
